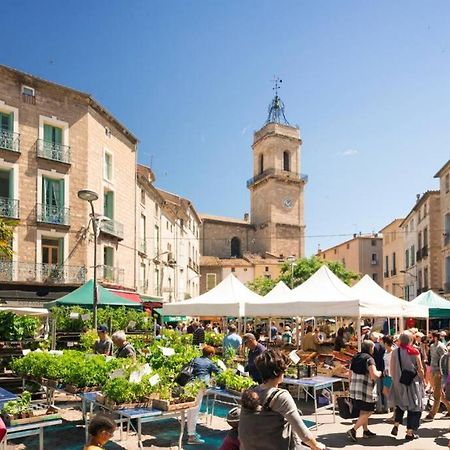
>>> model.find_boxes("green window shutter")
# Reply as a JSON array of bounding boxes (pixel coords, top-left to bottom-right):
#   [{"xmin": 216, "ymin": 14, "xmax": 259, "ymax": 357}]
[
  {"xmin": 42, "ymin": 177, "xmax": 49, "ymax": 204},
  {"xmin": 8, "ymin": 170, "xmax": 13, "ymax": 198},
  {"xmin": 58, "ymin": 179, "xmax": 65, "ymax": 207},
  {"xmin": 104, "ymin": 191, "xmax": 114, "ymax": 219},
  {"xmin": 58, "ymin": 238, "xmax": 64, "ymax": 265},
  {"xmin": 0, "ymin": 113, "xmax": 12, "ymax": 131},
  {"xmin": 104, "ymin": 247, "xmax": 113, "ymax": 267},
  {"xmin": 54, "ymin": 127, "xmax": 62, "ymax": 145},
  {"xmin": 44, "ymin": 124, "xmax": 52, "ymax": 142}
]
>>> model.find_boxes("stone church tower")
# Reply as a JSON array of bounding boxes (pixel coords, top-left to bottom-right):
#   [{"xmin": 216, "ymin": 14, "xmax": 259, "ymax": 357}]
[
  {"xmin": 200, "ymin": 86, "xmax": 306, "ymax": 263},
  {"xmin": 247, "ymin": 91, "xmax": 306, "ymax": 258}
]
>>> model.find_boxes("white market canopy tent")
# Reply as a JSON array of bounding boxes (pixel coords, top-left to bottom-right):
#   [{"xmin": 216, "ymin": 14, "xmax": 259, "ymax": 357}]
[
  {"xmin": 351, "ymin": 275, "xmax": 428, "ymax": 318},
  {"xmin": 162, "ymin": 273, "xmax": 262, "ymax": 317},
  {"xmin": 246, "ymin": 266, "xmax": 362, "ymax": 317},
  {"xmin": 0, "ymin": 306, "xmax": 49, "ymax": 316},
  {"xmin": 246, "ymin": 266, "xmax": 428, "ymax": 319},
  {"xmin": 263, "ymin": 280, "xmax": 291, "ymax": 301}
]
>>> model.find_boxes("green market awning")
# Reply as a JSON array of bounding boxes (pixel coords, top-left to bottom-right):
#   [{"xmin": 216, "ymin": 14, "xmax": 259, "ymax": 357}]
[
  {"xmin": 153, "ymin": 308, "xmax": 187, "ymax": 323},
  {"xmin": 411, "ymin": 290, "xmax": 450, "ymax": 319},
  {"xmin": 45, "ymin": 280, "xmax": 141, "ymax": 309}
]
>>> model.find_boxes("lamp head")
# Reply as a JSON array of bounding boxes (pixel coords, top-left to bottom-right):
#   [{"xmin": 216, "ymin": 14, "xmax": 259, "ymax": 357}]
[{"xmin": 78, "ymin": 189, "xmax": 99, "ymax": 202}]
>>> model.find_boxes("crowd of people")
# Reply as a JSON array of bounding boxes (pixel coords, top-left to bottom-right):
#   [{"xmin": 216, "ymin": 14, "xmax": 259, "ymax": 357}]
[{"xmin": 87, "ymin": 318, "xmax": 450, "ymax": 449}]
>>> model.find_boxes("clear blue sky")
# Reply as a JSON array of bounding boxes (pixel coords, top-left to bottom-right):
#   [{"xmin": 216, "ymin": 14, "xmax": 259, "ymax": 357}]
[{"xmin": 3, "ymin": 1, "xmax": 449, "ymax": 255}]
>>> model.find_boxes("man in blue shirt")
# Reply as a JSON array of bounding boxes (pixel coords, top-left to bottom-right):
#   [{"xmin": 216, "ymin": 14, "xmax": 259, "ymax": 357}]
[
  {"xmin": 243, "ymin": 333, "xmax": 266, "ymax": 384},
  {"xmin": 223, "ymin": 324, "xmax": 242, "ymax": 351}
]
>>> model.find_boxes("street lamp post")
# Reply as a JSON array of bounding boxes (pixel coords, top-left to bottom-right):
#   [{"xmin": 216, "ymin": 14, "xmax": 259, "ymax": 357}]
[
  {"xmin": 78, "ymin": 189, "xmax": 99, "ymax": 328},
  {"xmin": 286, "ymin": 255, "xmax": 296, "ymax": 289}
]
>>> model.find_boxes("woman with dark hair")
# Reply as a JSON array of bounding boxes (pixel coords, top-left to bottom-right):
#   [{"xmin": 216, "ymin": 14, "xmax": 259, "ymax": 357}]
[
  {"xmin": 334, "ymin": 328, "xmax": 346, "ymax": 352},
  {"xmin": 186, "ymin": 345, "xmax": 221, "ymax": 445},
  {"xmin": 239, "ymin": 349, "xmax": 326, "ymax": 450},
  {"xmin": 84, "ymin": 413, "xmax": 116, "ymax": 450}
]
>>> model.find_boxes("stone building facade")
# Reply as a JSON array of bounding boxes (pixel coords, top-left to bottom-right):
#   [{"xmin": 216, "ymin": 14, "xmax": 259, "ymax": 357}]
[
  {"xmin": 0, "ymin": 65, "xmax": 137, "ymax": 305},
  {"xmin": 200, "ymin": 94, "xmax": 306, "ymax": 293},
  {"xmin": 316, "ymin": 234, "xmax": 383, "ymax": 285},
  {"xmin": 136, "ymin": 164, "xmax": 201, "ymax": 303},
  {"xmin": 400, "ymin": 191, "xmax": 442, "ymax": 299},
  {"xmin": 380, "ymin": 219, "xmax": 406, "ymax": 298},
  {"xmin": 434, "ymin": 160, "xmax": 450, "ymax": 297}
]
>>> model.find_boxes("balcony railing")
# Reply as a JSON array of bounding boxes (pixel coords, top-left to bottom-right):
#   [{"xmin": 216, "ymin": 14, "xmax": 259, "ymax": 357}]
[
  {"xmin": 0, "ymin": 130, "xmax": 20, "ymax": 153},
  {"xmin": 139, "ymin": 238, "xmax": 147, "ymax": 254},
  {"xmin": 391, "ymin": 268, "xmax": 397, "ymax": 276},
  {"xmin": 383, "ymin": 271, "xmax": 389, "ymax": 278},
  {"xmin": 100, "ymin": 218, "xmax": 124, "ymax": 240},
  {"xmin": 37, "ymin": 139, "xmax": 71, "ymax": 164},
  {"xmin": 0, "ymin": 197, "xmax": 19, "ymax": 219},
  {"xmin": 97, "ymin": 265, "xmax": 124, "ymax": 285},
  {"xmin": 36, "ymin": 203, "xmax": 70, "ymax": 226},
  {"xmin": 0, "ymin": 260, "xmax": 86, "ymax": 284},
  {"xmin": 371, "ymin": 259, "xmax": 378, "ymax": 265},
  {"xmin": 422, "ymin": 246, "xmax": 428, "ymax": 258},
  {"xmin": 247, "ymin": 168, "xmax": 308, "ymax": 188}
]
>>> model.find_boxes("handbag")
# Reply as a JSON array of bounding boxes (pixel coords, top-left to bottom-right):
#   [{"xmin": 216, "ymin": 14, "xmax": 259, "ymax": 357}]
[
  {"xmin": 397, "ymin": 349, "xmax": 417, "ymax": 386},
  {"xmin": 336, "ymin": 395, "xmax": 359, "ymax": 419},
  {"xmin": 175, "ymin": 360, "xmax": 194, "ymax": 386}
]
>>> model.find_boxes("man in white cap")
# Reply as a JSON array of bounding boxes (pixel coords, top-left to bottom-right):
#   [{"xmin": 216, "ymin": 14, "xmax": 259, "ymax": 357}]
[{"xmin": 361, "ymin": 326, "xmax": 371, "ymax": 342}]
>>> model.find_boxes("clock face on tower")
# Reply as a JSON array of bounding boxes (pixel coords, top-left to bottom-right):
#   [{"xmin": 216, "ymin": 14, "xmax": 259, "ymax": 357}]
[{"xmin": 283, "ymin": 198, "xmax": 294, "ymax": 209}]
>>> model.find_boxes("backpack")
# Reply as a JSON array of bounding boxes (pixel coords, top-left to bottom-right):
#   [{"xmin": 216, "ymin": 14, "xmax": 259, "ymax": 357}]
[{"xmin": 175, "ymin": 360, "xmax": 194, "ymax": 386}]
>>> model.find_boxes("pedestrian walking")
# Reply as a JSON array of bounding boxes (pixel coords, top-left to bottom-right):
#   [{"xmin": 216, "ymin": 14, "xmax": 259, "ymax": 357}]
[
  {"xmin": 346, "ymin": 340, "xmax": 381, "ymax": 442},
  {"xmin": 424, "ymin": 331, "xmax": 450, "ymax": 420},
  {"xmin": 390, "ymin": 331, "xmax": 425, "ymax": 440}
]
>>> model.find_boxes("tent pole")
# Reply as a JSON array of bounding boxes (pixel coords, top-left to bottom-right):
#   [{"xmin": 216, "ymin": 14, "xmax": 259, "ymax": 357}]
[
  {"xmin": 51, "ymin": 318, "xmax": 56, "ymax": 351},
  {"xmin": 296, "ymin": 317, "xmax": 300, "ymax": 350},
  {"xmin": 357, "ymin": 316, "xmax": 361, "ymax": 352},
  {"xmin": 426, "ymin": 316, "xmax": 430, "ymax": 336}
]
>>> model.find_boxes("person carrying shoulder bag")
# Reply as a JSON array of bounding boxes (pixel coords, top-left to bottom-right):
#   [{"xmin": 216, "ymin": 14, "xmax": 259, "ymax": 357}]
[{"xmin": 238, "ymin": 349, "xmax": 327, "ymax": 450}]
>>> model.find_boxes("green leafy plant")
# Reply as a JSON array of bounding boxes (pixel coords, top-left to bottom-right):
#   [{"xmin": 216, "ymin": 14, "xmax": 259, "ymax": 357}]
[
  {"xmin": 205, "ymin": 332, "xmax": 224, "ymax": 347},
  {"xmin": 80, "ymin": 330, "xmax": 99, "ymax": 352},
  {"xmin": 0, "ymin": 313, "xmax": 41, "ymax": 341},
  {"xmin": 2, "ymin": 391, "xmax": 31, "ymax": 416},
  {"xmin": 215, "ymin": 369, "xmax": 256, "ymax": 391}
]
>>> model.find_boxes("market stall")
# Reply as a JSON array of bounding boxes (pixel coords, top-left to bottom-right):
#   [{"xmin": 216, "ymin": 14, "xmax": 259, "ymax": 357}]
[
  {"xmin": 162, "ymin": 273, "xmax": 262, "ymax": 317},
  {"xmin": 411, "ymin": 289, "xmax": 450, "ymax": 318},
  {"xmin": 45, "ymin": 280, "xmax": 142, "ymax": 309}
]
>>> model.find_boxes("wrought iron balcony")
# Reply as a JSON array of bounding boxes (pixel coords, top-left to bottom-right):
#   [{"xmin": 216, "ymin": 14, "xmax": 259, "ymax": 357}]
[
  {"xmin": 37, "ymin": 139, "xmax": 71, "ymax": 164},
  {"xmin": 422, "ymin": 246, "xmax": 428, "ymax": 258},
  {"xmin": 36, "ymin": 203, "xmax": 70, "ymax": 226},
  {"xmin": 0, "ymin": 260, "xmax": 86, "ymax": 284},
  {"xmin": 97, "ymin": 265, "xmax": 124, "ymax": 285},
  {"xmin": 0, "ymin": 197, "xmax": 19, "ymax": 219},
  {"xmin": 139, "ymin": 238, "xmax": 147, "ymax": 254},
  {"xmin": 100, "ymin": 218, "xmax": 124, "ymax": 240},
  {"xmin": 383, "ymin": 271, "xmax": 389, "ymax": 278},
  {"xmin": 0, "ymin": 130, "xmax": 20, "ymax": 153},
  {"xmin": 247, "ymin": 168, "xmax": 308, "ymax": 188}
]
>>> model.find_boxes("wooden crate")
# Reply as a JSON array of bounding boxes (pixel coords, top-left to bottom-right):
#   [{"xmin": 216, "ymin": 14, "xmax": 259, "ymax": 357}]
[
  {"xmin": 152, "ymin": 398, "xmax": 197, "ymax": 411},
  {"xmin": 2, "ymin": 404, "xmax": 60, "ymax": 426}
]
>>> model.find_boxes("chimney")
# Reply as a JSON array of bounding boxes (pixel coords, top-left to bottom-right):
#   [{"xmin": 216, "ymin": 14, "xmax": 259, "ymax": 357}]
[
  {"xmin": 244, "ymin": 213, "xmax": 249, "ymax": 222},
  {"xmin": 416, "ymin": 193, "xmax": 420, "ymax": 202}
]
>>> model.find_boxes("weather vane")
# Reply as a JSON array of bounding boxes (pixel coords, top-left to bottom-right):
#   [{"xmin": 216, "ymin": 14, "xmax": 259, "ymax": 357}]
[
  {"xmin": 266, "ymin": 76, "xmax": 289, "ymax": 125},
  {"xmin": 271, "ymin": 76, "xmax": 282, "ymax": 96}
]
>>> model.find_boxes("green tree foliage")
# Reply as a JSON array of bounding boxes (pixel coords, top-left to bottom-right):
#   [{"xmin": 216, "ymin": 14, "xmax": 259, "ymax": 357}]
[
  {"xmin": 0, "ymin": 219, "xmax": 15, "ymax": 258},
  {"xmin": 248, "ymin": 256, "xmax": 359, "ymax": 294},
  {"xmin": 246, "ymin": 276, "xmax": 277, "ymax": 296}
]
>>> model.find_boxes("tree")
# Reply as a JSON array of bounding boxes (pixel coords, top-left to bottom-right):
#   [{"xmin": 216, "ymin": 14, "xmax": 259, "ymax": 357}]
[
  {"xmin": 0, "ymin": 219, "xmax": 15, "ymax": 259},
  {"xmin": 278, "ymin": 256, "xmax": 359, "ymax": 289},
  {"xmin": 247, "ymin": 276, "xmax": 277, "ymax": 296}
]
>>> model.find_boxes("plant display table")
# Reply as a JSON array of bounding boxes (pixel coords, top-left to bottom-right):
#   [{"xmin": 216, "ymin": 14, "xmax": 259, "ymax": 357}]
[
  {"xmin": 282, "ymin": 376, "xmax": 342, "ymax": 429},
  {"xmin": 0, "ymin": 387, "xmax": 17, "ymax": 409},
  {"xmin": 3, "ymin": 419, "xmax": 62, "ymax": 450},
  {"xmin": 81, "ymin": 394, "xmax": 195, "ymax": 450},
  {"xmin": 204, "ymin": 387, "xmax": 241, "ymax": 424}
]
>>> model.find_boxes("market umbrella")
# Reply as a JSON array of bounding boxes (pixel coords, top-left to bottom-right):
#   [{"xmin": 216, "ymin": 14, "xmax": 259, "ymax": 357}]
[{"xmin": 45, "ymin": 279, "xmax": 142, "ymax": 309}]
